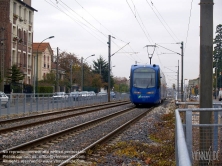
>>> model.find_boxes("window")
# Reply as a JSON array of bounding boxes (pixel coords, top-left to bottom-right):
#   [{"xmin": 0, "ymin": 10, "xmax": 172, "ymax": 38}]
[
  {"xmin": 19, "ymin": 5, "xmax": 21, "ymax": 17},
  {"xmin": 18, "ymin": 29, "xmax": 21, "ymax": 39},
  {"xmin": 133, "ymin": 68, "xmax": 156, "ymax": 88},
  {"xmin": 28, "ymin": 11, "xmax": 32, "ymax": 23},
  {"xmin": 23, "ymin": 31, "xmax": 26, "ymax": 44},
  {"xmin": 13, "ymin": 2, "xmax": 17, "ymax": 14},
  {"xmin": 24, "ymin": 8, "xmax": 26, "ymax": 20},
  {"xmin": 23, "ymin": 53, "xmax": 26, "ymax": 67}
]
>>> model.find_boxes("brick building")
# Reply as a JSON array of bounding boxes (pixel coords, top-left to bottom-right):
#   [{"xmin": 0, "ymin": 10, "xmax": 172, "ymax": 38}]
[{"xmin": 0, "ymin": 0, "xmax": 37, "ymax": 91}]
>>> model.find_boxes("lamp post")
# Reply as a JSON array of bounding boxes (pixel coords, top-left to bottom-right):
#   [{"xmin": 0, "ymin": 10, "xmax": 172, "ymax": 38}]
[
  {"xmin": 81, "ymin": 54, "xmax": 95, "ymax": 91},
  {"xmin": 70, "ymin": 59, "xmax": 73, "ymax": 92},
  {"xmin": 184, "ymin": 79, "xmax": 188, "ymax": 100},
  {"xmin": 35, "ymin": 36, "xmax": 54, "ymax": 94}
]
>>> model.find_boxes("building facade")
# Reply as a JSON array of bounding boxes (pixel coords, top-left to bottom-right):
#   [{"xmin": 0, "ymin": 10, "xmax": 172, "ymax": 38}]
[
  {"xmin": 32, "ymin": 42, "xmax": 53, "ymax": 81},
  {"xmin": 0, "ymin": 0, "xmax": 37, "ymax": 91},
  {"xmin": 188, "ymin": 77, "xmax": 199, "ymax": 96}
]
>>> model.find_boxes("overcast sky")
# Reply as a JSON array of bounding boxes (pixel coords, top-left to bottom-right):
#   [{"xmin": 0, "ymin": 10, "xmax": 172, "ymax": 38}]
[{"xmin": 32, "ymin": 0, "xmax": 222, "ymax": 87}]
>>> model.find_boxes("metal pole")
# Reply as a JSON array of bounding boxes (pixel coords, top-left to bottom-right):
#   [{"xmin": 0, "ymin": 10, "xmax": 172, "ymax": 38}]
[
  {"xmin": 70, "ymin": 60, "xmax": 73, "ymax": 92},
  {"xmin": 36, "ymin": 36, "xmax": 54, "ymax": 93},
  {"xmin": 215, "ymin": 61, "xmax": 217, "ymax": 99},
  {"xmin": 36, "ymin": 48, "xmax": 39, "ymax": 94},
  {"xmin": 0, "ymin": 27, "xmax": 5, "ymax": 91},
  {"xmin": 108, "ymin": 35, "xmax": 111, "ymax": 102},
  {"xmin": 177, "ymin": 60, "xmax": 179, "ymax": 97},
  {"xmin": 33, "ymin": 56, "xmax": 36, "ymax": 95},
  {"xmin": 199, "ymin": 0, "xmax": 213, "ymax": 159},
  {"xmin": 199, "ymin": 0, "xmax": 213, "ymax": 109},
  {"xmin": 56, "ymin": 47, "xmax": 59, "ymax": 92},
  {"xmin": 181, "ymin": 42, "xmax": 184, "ymax": 101},
  {"xmin": 81, "ymin": 55, "xmax": 94, "ymax": 91},
  {"xmin": 81, "ymin": 57, "xmax": 83, "ymax": 91}
]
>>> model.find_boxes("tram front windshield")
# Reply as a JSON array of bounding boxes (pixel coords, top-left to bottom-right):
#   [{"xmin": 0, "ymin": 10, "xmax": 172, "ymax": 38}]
[{"xmin": 133, "ymin": 68, "xmax": 156, "ymax": 88}]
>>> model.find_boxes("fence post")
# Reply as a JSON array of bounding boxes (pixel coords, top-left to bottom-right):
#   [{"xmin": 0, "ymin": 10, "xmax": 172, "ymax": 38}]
[
  {"xmin": 23, "ymin": 94, "xmax": 26, "ymax": 114},
  {"xmin": 186, "ymin": 109, "xmax": 193, "ymax": 162},
  {"xmin": 175, "ymin": 110, "xmax": 178, "ymax": 166},
  {"xmin": 213, "ymin": 110, "xmax": 218, "ymax": 151},
  {"xmin": 16, "ymin": 94, "xmax": 18, "ymax": 114},
  {"xmin": 0, "ymin": 99, "xmax": 1, "ymax": 117}
]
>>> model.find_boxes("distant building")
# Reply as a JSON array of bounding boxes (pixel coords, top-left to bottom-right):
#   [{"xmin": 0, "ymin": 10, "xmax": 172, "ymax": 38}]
[
  {"xmin": 0, "ymin": 0, "xmax": 37, "ymax": 91},
  {"xmin": 32, "ymin": 42, "xmax": 53, "ymax": 81},
  {"xmin": 188, "ymin": 77, "xmax": 199, "ymax": 95}
]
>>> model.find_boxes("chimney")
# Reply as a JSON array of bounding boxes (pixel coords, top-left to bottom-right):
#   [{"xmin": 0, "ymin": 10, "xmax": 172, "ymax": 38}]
[{"xmin": 23, "ymin": 0, "xmax": 31, "ymax": 6}]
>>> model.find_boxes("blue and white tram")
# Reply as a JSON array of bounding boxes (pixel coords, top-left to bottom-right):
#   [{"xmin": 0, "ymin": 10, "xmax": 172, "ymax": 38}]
[{"xmin": 130, "ymin": 64, "xmax": 167, "ymax": 106}]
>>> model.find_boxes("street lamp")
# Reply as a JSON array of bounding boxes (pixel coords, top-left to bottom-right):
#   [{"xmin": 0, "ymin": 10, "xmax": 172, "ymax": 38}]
[
  {"xmin": 35, "ymin": 36, "xmax": 54, "ymax": 94},
  {"xmin": 184, "ymin": 79, "xmax": 188, "ymax": 100},
  {"xmin": 70, "ymin": 60, "xmax": 74, "ymax": 92},
  {"xmin": 81, "ymin": 54, "xmax": 95, "ymax": 91}
]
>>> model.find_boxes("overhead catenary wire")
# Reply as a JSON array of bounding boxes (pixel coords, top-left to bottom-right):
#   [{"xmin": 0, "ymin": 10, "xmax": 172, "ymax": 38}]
[
  {"xmin": 73, "ymin": 0, "xmax": 115, "ymax": 36},
  {"xmin": 145, "ymin": 0, "xmax": 178, "ymax": 43},
  {"xmin": 55, "ymin": 0, "xmax": 140, "ymax": 65},
  {"xmin": 184, "ymin": 0, "xmax": 194, "ymax": 52},
  {"xmin": 58, "ymin": 0, "xmax": 108, "ymax": 38},
  {"xmin": 73, "ymin": 0, "xmax": 138, "ymax": 56},
  {"xmin": 151, "ymin": 1, "xmax": 180, "ymax": 42},
  {"xmin": 45, "ymin": 0, "xmax": 106, "ymax": 44},
  {"xmin": 126, "ymin": 0, "xmax": 153, "ymax": 44},
  {"xmin": 130, "ymin": 0, "xmax": 154, "ymax": 44}
]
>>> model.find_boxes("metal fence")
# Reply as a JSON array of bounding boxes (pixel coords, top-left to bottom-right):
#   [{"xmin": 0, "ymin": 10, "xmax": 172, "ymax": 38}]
[
  {"xmin": 0, "ymin": 93, "xmax": 129, "ymax": 118},
  {"xmin": 175, "ymin": 102, "xmax": 222, "ymax": 166}
]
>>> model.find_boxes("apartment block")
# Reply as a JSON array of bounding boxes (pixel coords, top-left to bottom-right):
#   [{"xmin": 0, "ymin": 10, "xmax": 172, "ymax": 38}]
[{"xmin": 0, "ymin": 0, "xmax": 37, "ymax": 91}]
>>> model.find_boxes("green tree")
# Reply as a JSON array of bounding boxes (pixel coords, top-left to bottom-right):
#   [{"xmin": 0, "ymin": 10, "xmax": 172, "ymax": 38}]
[
  {"xmin": 92, "ymin": 56, "xmax": 114, "ymax": 89},
  {"xmin": 113, "ymin": 77, "xmax": 129, "ymax": 92},
  {"xmin": 6, "ymin": 65, "xmax": 25, "ymax": 93},
  {"xmin": 6, "ymin": 64, "xmax": 24, "ymax": 84},
  {"xmin": 213, "ymin": 24, "xmax": 222, "ymax": 89},
  {"xmin": 92, "ymin": 56, "xmax": 108, "ymax": 82},
  {"xmin": 39, "ymin": 70, "xmax": 56, "ymax": 86}
]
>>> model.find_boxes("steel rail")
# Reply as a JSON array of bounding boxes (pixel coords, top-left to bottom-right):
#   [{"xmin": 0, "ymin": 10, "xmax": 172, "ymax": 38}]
[
  {"xmin": 0, "ymin": 101, "xmax": 130, "ymax": 133},
  {"xmin": 58, "ymin": 107, "xmax": 151, "ymax": 166},
  {"xmin": 0, "ymin": 106, "xmax": 135, "ymax": 161}
]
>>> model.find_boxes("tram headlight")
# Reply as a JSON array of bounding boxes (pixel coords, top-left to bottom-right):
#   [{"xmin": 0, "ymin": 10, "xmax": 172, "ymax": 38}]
[
  {"xmin": 147, "ymin": 91, "xmax": 155, "ymax": 94},
  {"xmin": 133, "ymin": 91, "xmax": 141, "ymax": 94}
]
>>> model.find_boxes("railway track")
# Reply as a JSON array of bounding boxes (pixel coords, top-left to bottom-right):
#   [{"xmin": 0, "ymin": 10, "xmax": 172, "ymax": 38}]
[
  {"xmin": 0, "ymin": 100, "xmax": 130, "ymax": 132},
  {"xmin": 59, "ymin": 107, "xmax": 152, "ymax": 166},
  {"xmin": 1, "ymin": 104, "xmax": 153, "ymax": 166}
]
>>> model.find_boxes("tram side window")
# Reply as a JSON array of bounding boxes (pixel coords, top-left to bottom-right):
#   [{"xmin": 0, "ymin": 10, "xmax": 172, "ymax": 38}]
[{"xmin": 158, "ymin": 70, "xmax": 161, "ymax": 88}]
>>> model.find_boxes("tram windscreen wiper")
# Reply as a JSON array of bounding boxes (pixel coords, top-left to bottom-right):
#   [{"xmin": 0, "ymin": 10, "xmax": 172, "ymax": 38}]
[{"xmin": 146, "ymin": 77, "xmax": 153, "ymax": 88}]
